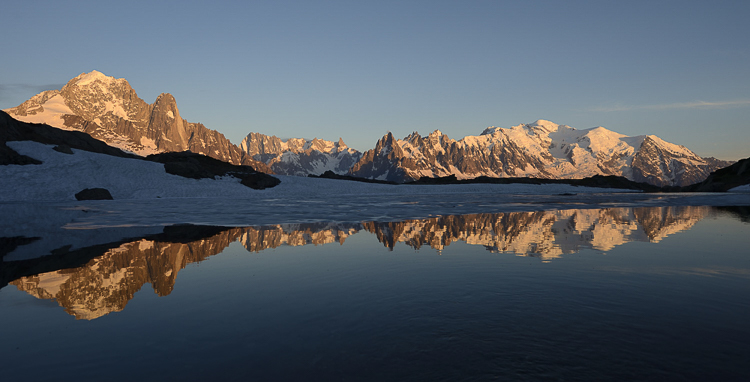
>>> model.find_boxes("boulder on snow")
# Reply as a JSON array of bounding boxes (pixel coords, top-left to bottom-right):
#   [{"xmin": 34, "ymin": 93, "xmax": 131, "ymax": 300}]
[
  {"xmin": 75, "ymin": 188, "xmax": 113, "ymax": 200},
  {"xmin": 53, "ymin": 144, "xmax": 74, "ymax": 154},
  {"xmin": 239, "ymin": 173, "xmax": 282, "ymax": 190}
]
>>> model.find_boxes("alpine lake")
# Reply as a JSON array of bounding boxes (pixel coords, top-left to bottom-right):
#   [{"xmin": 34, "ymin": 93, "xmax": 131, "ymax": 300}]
[{"xmin": 1, "ymin": 205, "xmax": 749, "ymax": 381}]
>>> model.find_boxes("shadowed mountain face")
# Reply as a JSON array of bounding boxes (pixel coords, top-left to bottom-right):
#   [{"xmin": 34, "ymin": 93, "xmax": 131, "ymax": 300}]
[
  {"xmin": 4, "ymin": 206, "xmax": 718, "ymax": 320},
  {"xmin": 681, "ymin": 156, "xmax": 750, "ymax": 192},
  {"xmin": 4, "ymin": 71, "xmax": 270, "ymax": 173}
]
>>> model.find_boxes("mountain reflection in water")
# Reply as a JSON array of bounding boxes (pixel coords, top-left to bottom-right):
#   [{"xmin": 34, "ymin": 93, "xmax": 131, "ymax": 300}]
[{"xmin": 4, "ymin": 206, "xmax": 725, "ymax": 320}]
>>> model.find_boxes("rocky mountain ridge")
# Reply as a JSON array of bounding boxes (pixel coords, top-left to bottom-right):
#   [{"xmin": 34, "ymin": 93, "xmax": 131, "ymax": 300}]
[
  {"xmin": 349, "ymin": 120, "xmax": 732, "ymax": 186},
  {"xmin": 239, "ymin": 132, "xmax": 362, "ymax": 176}
]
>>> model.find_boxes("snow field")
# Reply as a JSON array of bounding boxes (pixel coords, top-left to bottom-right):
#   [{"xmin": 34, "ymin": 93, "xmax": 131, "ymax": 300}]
[{"xmin": 2, "ymin": 141, "xmax": 260, "ymax": 201}]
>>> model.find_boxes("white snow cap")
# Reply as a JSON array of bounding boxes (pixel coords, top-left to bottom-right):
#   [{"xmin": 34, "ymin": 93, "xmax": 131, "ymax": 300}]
[{"xmin": 72, "ymin": 70, "xmax": 111, "ymax": 86}]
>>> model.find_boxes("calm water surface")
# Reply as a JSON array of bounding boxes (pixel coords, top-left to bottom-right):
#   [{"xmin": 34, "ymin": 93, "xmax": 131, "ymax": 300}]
[{"xmin": 1, "ymin": 206, "xmax": 749, "ymax": 381}]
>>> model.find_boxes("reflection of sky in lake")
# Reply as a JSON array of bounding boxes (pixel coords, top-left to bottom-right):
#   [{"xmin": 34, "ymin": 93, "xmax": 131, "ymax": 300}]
[{"xmin": 1, "ymin": 206, "xmax": 749, "ymax": 380}]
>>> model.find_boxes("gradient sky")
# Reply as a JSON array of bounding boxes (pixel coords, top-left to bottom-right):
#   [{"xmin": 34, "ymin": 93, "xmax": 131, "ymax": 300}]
[{"xmin": 2, "ymin": 0, "xmax": 749, "ymax": 160}]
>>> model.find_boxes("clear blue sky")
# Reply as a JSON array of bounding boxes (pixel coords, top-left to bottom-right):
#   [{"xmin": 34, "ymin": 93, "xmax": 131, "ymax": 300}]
[{"xmin": 2, "ymin": 0, "xmax": 749, "ymax": 160}]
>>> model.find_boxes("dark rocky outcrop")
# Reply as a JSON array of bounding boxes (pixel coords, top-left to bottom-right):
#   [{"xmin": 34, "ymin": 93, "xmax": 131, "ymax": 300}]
[
  {"xmin": 569, "ymin": 175, "xmax": 663, "ymax": 191},
  {"xmin": 1, "ymin": 110, "xmax": 280, "ymax": 190},
  {"xmin": 239, "ymin": 173, "xmax": 283, "ymax": 189},
  {"xmin": 53, "ymin": 144, "xmax": 74, "ymax": 154},
  {"xmin": 0, "ymin": 110, "xmax": 137, "ymax": 165},
  {"xmin": 0, "ymin": 143, "xmax": 42, "ymax": 165},
  {"xmin": 75, "ymin": 188, "xmax": 113, "ymax": 200},
  {"xmin": 147, "ymin": 151, "xmax": 280, "ymax": 190},
  {"xmin": 405, "ymin": 173, "xmax": 662, "ymax": 191},
  {"xmin": 308, "ymin": 170, "xmax": 398, "ymax": 185},
  {"xmin": 681, "ymin": 157, "xmax": 750, "ymax": 192}
]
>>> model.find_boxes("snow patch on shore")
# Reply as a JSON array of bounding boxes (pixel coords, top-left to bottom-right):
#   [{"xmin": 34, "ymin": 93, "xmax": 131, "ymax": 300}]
[{"xmin": 1, "ymin": 141, "xmax": 257, "ymax": 201}]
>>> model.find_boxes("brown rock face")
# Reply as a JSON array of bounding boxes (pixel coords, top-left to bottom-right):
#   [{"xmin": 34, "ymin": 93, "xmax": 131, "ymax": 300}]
[
  {"xmin": 631, "ymin": 136, "xmax": 733, "ymax": 187},
  {"xmin": 348, "ymin": 132, "xmax": 409, "ymax": 181}
]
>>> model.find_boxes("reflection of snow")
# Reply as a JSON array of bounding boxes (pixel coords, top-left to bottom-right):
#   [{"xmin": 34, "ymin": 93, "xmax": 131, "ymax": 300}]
[
  {"xmin": 376, "ymin": 207, "xmax": 711, "ymax": 260},
  {"xmin": 6, "ymin": 206, "xmax": 720, "ymax": 315}
]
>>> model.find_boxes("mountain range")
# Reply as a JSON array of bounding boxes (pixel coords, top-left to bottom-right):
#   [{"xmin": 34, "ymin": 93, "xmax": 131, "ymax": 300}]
[
  {"xmin": 348, "ymin": 122, "xmax": 732, "ymax": 186},
  {"xmin": 4, "ymin": 71, "xmax": 733, "ymax": 186},
  {"xmin": 239, "ymin": 132, "xmax": 362, "ymax": 176}
]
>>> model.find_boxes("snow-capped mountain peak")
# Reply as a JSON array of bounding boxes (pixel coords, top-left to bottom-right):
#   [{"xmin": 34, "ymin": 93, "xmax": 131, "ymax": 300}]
[
  {"xmin": 239, "ymin": 133, "xmax": 362, "ymax": 176},
  {"xmin": 528, "ymin": 119, "xmax": 562, "ymax": 132},
  {"xmin": 4, "ymin": 71, "xmax": 269, "ymax": 172},
  {"xmin": 350, "ymin": 120, "xmax": 732, "ymax": 186},
  {"xmin": 336, "ymin": 137, "xmax": 348, "ymax": 151},
  {"xmin": 69, "ymin": 70, "xmax": 117, "ymax": 87}
]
